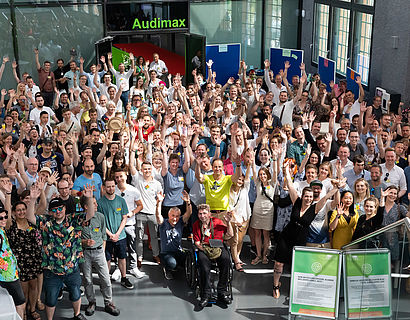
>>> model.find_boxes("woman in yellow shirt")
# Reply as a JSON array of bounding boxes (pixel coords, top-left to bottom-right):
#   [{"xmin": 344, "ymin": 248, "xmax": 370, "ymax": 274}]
[{"xmin": 329, "ymin": 191, "xmax": 359, "ymax": 249}]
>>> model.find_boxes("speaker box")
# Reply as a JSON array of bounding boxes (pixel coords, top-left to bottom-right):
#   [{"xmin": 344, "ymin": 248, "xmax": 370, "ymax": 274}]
[
  {"xmin": 389, "ymin": 93, "xmax": 401, "ymax": 114},
  {"xmin": 95, "ymin": 36, "xmax": 114, "ymax": 65}
]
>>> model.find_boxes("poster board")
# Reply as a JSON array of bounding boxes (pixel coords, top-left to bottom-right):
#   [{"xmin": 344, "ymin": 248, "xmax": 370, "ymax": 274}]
[
  {"xmin": 346, "ymin": 67, "xmax": 360, "ymax": 99},
  {"xmin": 205, "ymin": 43, "xmax": 241, "ymax": 85},
  {"xmin": 269, "ymin": 47, "xmax": 304, "ymax": 82},
  {"xmin": 343, "ymin": 249, "xmax": 392, "ymax": 319},
  {"xmin": 318, "ymin": 56, "xmax": 336, "ymax": 90},
  {"xmin": 289, "ymin": 247, "xmax": 342, "ymax": 319}
]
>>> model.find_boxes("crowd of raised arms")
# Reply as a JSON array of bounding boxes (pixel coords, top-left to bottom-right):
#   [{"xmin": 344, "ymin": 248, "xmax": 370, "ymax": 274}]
[{"xmin": 0, "ymin": 48, "xmax": 409, "ymax": 320}]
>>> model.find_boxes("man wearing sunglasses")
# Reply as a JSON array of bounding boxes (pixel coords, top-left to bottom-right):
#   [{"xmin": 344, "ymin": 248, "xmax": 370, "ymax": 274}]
[
  {"xmin": 381, "ymin": 148, "xmax": 407, "ymax": 199},
  {"xmin": 26, "ymin": 184, "xmax": 95, "ymax": 320}
]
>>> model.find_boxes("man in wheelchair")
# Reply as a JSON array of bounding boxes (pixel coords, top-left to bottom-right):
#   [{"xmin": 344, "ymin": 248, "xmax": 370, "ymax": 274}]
[
  {"xmin": 192, "ymin": 204, "xmax": 234, "ymax": 308},
  {"xmin": 155, "ymin": 191, "xmax": 192, "ymax": 280}
]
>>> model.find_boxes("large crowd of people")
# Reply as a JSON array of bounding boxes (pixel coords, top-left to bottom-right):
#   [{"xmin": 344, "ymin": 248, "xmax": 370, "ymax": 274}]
[{"xmin": 0, "ymin": 46, "xmax": 409, "ymax": 319}]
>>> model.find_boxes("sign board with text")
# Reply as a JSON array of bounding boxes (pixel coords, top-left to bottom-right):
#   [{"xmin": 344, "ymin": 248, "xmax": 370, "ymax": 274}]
[
  {"xmin": 289, "ymin": 247, "xmax": 342, "ymax": 319},
  {"xmin": 343, "ymin": 249, "xmax": 391, "ymax": 319}
]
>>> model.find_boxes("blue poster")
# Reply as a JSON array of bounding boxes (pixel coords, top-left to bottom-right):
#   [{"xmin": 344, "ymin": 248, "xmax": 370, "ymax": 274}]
[
  {"xmin": 318, "ymin": 56, "xmax": 335, "ymax": 90},
  {"xmin": 269, "ymin": 48, "xmax": 304, "ymax": 82},
  {"xmin": 205, "ymin": 44, "xmax": 241, "ymax": 85},
  {"xmin": 346, "ymin": 67, "xmax": 360, "ymax": 98}
]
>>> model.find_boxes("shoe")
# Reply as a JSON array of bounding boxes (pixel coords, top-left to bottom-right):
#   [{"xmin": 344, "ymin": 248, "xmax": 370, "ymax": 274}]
[
  {"xmin": 163, "ymin": 268, "xmax": 174, "ymax": 280},
  {"xmin": 251, "ymin": 256, "xmax": 262, "ymax": 265},
  {"xmin": 111, "ymin": 268, "xmax": 121, "ymax": 281},
  {"xmin": 80, "ymin": 288, "xmax": 85, "ymax": 296},
  {"xmin": 85, "ymin": 302, "xmax": 96, "ymax": 316},
  {"xmin": 73, "ymin": 313, "xmax": 87, "ymax": 320},
  {"xmin": 104, "ymin": 303, "xmax": 120, "ymax": 316},
  {"xmin": 262, "ymin": 256, "xmax": 269, "ymax": 264},
  {"xmin": 273, "ymin": 282, "xmax": 281, "ymax": 299},
  {"xmin": 121, "ymin": 277, "xmax": 134, "ymax": 290},
  {"xmin": 153, "ymin": 256, "xmax": 161, "ymax": 264},
  {"xmin": 36, "ymin": 300, "xmax": 45, "ymax": 311},
  {"xmin": 58, "ymin": 289, "xmax": 64, "ymax": 301},
  {"xmin": 199, "ymin": 296, "xmax": 210, "ymax": 308},
  {"xmin": 130, "ymin": 267, "xmax": 146, "ymax": 279},
  {"xmin": 218, "ymin": 294, "xmax": 232, "ymax": 305},
  {"xmin": 137, "ymin": 260, "xmax": 142, "ymax": 269}
]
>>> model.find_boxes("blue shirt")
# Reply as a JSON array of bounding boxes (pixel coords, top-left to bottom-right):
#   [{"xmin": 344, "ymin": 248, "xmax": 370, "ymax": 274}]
[
  {"xmin": 83, "ymin": 71, "xmax": 106, "ymax": 91},
  {"xmin": 63, "ymin": 70, "xmax": 81, "ymax": 89},
  {"xmin": 159, "ymin": 219, "xmax": 184, "ymax": 253},
  {"xmin": 198, "ymin": 137, "xmax": 226, "ymax": 159},
  {"xmin": 73, "ymin": 173, "xmax": 103, "ymax": 200},
  {"xmin": 163, "ymin": 169, "xmax": 185, "ymax": 207}
]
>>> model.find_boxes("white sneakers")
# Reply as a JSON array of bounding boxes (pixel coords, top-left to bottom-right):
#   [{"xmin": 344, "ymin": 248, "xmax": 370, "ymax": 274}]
[
  {"xmin": 111, "ymin": 268, "xmax": 121, "ymax": 281},
  {"xmin": 130, "ymin": 267, "xmax": 146, "ymax": 279}
]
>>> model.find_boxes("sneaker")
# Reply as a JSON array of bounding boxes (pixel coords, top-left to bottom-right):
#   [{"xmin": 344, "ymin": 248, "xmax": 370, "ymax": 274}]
[
  {"xmin": 73, "ymin": 313, "xmax": 87, "ymax": 320},
  {"xmin": 104, "ymin": 302, "xmax": 120, "ymax": 316},
  {"xmin": 111, "ymin": 268, "xmax": 121, "ymax": 281},
  {"xmin": 80, "ymin": 288, "xmax": 85, "ymax": 296},
  {"xmin": 130, "ymin": 267, "xmax": 146, "ymax": 279},
  {"xmin": 121, "ymin": 277, "xmax": 134, "ymax": 290},
  {"xmin": 163, "ymin": 268, "xmax": 174, "ymax": 280},
  {"xmin": 85, "ymin": 302, "xmax": 96, "ymax": 316},
  {"xmin": 58, "ymin": 288, "xmax": 64, "ymax": 301},
  {"xmin": 137, "ymin": 260, "xmax": 142, "ymax": 269}
]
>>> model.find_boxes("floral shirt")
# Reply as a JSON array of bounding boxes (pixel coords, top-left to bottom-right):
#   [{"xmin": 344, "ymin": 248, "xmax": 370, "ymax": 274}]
[
  {"xmin": 36, "ymin": 212, "xmax": 86, "ymax": 275},
  {"xmin": 0, "ymin": 227, "xmax": 19, "ymax": 282}
]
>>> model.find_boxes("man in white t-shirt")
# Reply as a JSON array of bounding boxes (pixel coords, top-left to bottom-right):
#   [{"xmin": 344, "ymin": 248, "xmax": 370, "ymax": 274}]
[
  {"xmin": 29, "ymin": 94, "xmax": 58, "ymax": 125},
  {"xmin": 342, "ymin": 75, "xmax": 365, "ymax": 118},
  {"xmin": 107, "ymin": 51, "xmax": 134, "ymax": 107},
  {"xmin": 272, "ymin": 77, "xmax": 304, "ymax": 129},
  {"xmin": 131, "ymin": 162, "xmax": 163, "ymax": 266},
  {"xmin": 381, "ymin": 148, "xmax": 407, "ymax": 198},
  {"xmin": 114, "ymin": 169, "xmax": 145, "ymax": 279}
]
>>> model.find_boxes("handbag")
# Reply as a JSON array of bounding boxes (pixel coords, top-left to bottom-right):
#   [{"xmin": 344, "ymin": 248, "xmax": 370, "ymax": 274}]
[{"xmin": 201, "ymin": 219, "xmax": 222, "ymax": 260}]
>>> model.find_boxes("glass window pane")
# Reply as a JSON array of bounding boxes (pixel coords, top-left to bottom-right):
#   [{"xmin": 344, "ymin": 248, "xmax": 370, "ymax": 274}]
[
  {"xmin": 355, "ymin": 0, "xmax": 374, "ymax": 6},
  {"xmin": 264, "ymin": 0, "xmax": 282, "ymax": 57},
  {"xmin": 331, "ymin": 7, "xmax": 350, "ymax": 75},
  {"xmin": 0, "ymin": 8, "xmax": 16, "ymax": 90},
  {"xmin": 15, "ymin": 5, "xmax": 103, "ymax": 88},
  {"xmin": 313, "ymin": 3, "xmax": 329, "ymax": 63},
  {"xmin": 352, "ymin": 11, "xmax": 373, "ymax": 85}
]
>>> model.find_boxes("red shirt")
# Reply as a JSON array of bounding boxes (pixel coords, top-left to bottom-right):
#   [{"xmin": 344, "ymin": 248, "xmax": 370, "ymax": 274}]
[
  {"xmin": 134, "ymin": 124, "xmax": 155, "ymax": 141},
  {"xmin": 38, "ymin": 68, "xmax": 55, "ymax": 92},
  {"xmin": 193, "ymin": 217, "xmax": 227, "ymax": 245}
]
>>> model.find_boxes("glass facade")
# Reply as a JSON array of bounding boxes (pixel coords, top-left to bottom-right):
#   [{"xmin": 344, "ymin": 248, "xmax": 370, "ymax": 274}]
[
  {"xmin": 332, "ymin": 7, "xmax": 351, "ymax": 75},
  {"xmin": 0, "ymin": 2, "xmax": 103, "ymax": 90},
  {"xmin": 313, "ymin": 3, "xmax": 329, "ymax": 63}
]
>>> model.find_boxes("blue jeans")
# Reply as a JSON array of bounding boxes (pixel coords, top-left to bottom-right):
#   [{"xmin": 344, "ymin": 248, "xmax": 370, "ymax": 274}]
[
  {"xmin": 120, "ymin": 90, "xmax": 129, "ymax": 111},
  {"xmin": 159, "ymin": 251, "xmax": 186, "ymax": 271},
  {"xmin": 43, "ymin": 268, "xmax": 82, "ymax": 307}
]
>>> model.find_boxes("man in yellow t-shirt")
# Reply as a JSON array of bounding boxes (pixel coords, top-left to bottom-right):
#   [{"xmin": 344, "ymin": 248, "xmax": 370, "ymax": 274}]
[{"xmin": 195, "ymin": 157, "xmax": 240, "ymax": 213}]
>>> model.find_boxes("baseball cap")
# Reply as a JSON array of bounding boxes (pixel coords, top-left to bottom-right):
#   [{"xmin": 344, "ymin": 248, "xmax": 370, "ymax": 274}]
[
  {"xmin": 310, "ymin": 180, "xmax": 323, "ymax": 188},
  {"xmin": 49, "ymin": 198, "xmax": 66, "ymax": 211},
  {"xmin": 39, "ymin": 167, "xmax": 52, "ymax": 175},
  {"xmin": 42, "ymin": 137, "xmax": 53, "ymax": 145}
]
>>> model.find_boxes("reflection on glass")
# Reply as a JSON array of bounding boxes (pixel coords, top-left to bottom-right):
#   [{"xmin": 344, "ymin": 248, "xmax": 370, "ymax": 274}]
[
  {"xmin": 331, "ymin": 7, "xmax": 350, "ymax": 75},
  {"xmin": 353, "ymin": 11, "xmax": 372, "ymax": 85},
  {"xmin": 15, "ymin": 5, "xmax": 103, "ymax": 85},
  {"xmin": 0, "ymin": 8, "xmax": 16, "ymax": 90},
  {"xmin": 313, "ymin": 3, "xmax": 329, "ymax": 63}
]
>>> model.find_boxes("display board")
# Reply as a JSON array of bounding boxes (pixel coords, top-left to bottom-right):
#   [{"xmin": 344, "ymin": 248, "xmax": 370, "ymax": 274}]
[
  {"xmin": 289, "ymin": 247, "xmax": 342, "ymax": 319},
  {"xmin": 346, "ymin": 67, "xmax": 360, "ymax": 99},
  {"xmin": 318, "ymin": 56, "xmax": 336, "ymax": 90},
  {"xmin": 269, "ymin": 47, "xmax": 304, "ymax": 82},
  {"xmin": 343, "ymin": 249, "xmax": 392, "ymax": 319},
  {"xmin": 205, "ymin": 43, "xmax": 241, "ymax": 85}
]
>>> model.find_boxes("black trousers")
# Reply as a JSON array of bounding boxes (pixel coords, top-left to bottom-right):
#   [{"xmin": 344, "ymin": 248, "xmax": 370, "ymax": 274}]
[
  {"xmin": 197, "ymin": 246, "xmax": 230, "ymax": 298},
  {"xmin": 41, "ymin": 91, "xmax": 54, "ymax": 107}
]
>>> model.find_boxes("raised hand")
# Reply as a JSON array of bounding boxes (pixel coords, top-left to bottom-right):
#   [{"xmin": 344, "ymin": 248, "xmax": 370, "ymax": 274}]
[
  {"xmin": 325, "ymin": 133, "xmax": 332, "ymax": 144},
  {"xmin": 360, "ymin": 101, "xmax": 367, "ymax": 113},
  {"xmin": 48, "ymin": 171, "xmax": 59, "ymax": 186},
  {"xmin": 227, "ymin": 77, "xmax": 234, "ymax": 85},
  {"xmin": 129, "ymin": 53, "xmax": 134, "ymax": 61},
  {"xmin": 336, "ymin": 203, "xmax": 344, "ymax": 217},
  {"xmin": 33, "ymin": 48, "xmax": 39, "ymax": 55},
  {"xmin": 299, "ymin": 62, "xmax": 305, "ymax": 71},
  {"xmin": 100, "ymin": 56, "xmax": 106, "ymax": 64},
  {"xmin": 206, "ymin": 60, "xmax": 213, "ymax": 68},
  {"xmin": 284, "ymin": 61, "xmax": 290, "ymax": 69},
  {"xmin": 2, "ymin": 56, "xmax": 9, "ymax": 64},
  {"xmin": 0, "ymin": 177, "xmax": 12, "ymax": 194},
  {"xmin": 181, "ymin": 190, "xmax": 190, "ymax": 203},
  {"xmin": 107, "ymin": 52, "xmax": 112, "ymax": 60},
  {"xmin": 11, "ymin": 61, "xmax": 17, "ymax": 69},
  {"xmin": 156, "ymin": 191, "xmax": 165, "ymax": 203},
  {"xmin": 1, "ymin": 89, "xmax": 6, "ymax": 96},
  {"xmin": 79, "ymin": 57, "xmax": 84, "ymax": 64},
  {"xmin": 264, "ymin": 59, "xmax": 270, "ymax": 69},
  {"xmin": 147, "ymin": 133, "xmax": 154, "ymax": 145},
  {"xmin": 82, "ymin": 183, "xmax": 94, "ymax": 198},
  {"xmin": 355, "ymin": 75, "xmax": 361, "ymax": 85}
]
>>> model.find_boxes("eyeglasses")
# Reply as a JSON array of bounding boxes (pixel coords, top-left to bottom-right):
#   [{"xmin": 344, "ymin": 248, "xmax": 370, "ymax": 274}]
[
  {"xmin": 0, "ymin": 214, "xmax": 8, "ymax": 221},
  {"xmin": 51, "ymin": 206, "xmax": 64, "ymax": 213},
  {"xmin": 384, "ymin": 173, "xmax": 389, "ymax": 182}
]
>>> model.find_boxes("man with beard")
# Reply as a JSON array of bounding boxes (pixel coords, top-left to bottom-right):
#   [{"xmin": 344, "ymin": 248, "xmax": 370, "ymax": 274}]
[{"xmin": 72, "ymin": 158, "xmax": 102, "ymax": 200}]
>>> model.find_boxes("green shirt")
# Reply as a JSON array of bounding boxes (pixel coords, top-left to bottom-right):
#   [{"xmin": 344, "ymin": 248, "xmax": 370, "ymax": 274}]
[
  {"xmin": 287, "ymin": 140, "xmax": 308, "ymax": 166},
  {"xmin": 0, "ymin": 228, "xmax": 19, "ymax": 282},
  {"xmin": 203, "ymin": 174, "xmax": 232, "ymax": 211},
  {"xmin": 81, "ymin": 211, "xmax": 107, "ymax": 248},
  {"xmin": 97, "ymin": 195, "xmax": 128, "ymax": 241}
]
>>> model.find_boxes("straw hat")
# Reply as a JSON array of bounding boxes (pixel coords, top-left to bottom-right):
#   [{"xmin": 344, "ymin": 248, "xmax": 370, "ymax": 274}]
[{"xmin": 107, "ymin": 117, "xmax": 123, "ymax": 133}]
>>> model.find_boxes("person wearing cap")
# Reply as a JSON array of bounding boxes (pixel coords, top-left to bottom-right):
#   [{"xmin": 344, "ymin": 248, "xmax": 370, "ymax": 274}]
[
  {"xmin": 37, "ymin": 137, "xmax": 70, "ymax": 176},
  {"xmin": 305, "ymin": 179, "xmax": 341, "ymax": 248},
  {"xmin": 25, "ymin": 183, "xmax": 95, "ymax": 320}
]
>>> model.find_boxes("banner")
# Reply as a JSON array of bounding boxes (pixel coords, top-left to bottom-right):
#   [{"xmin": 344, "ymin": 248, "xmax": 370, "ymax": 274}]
[
  {"xmin": 343, "ymin": 249, "xmax": 391, "ymax": 319},
  {"xmin": 318, "ymin": 56, "xmax": 335, "ymax": 91},
  {"xmin": 289, "ymin": 247, "xmax": 342, "ymax": 319}
]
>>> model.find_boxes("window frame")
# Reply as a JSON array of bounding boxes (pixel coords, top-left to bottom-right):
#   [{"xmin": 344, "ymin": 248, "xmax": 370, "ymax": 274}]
[{"xmin": 312, "ymin": 0, "xmax": 375, "ymax": 87}]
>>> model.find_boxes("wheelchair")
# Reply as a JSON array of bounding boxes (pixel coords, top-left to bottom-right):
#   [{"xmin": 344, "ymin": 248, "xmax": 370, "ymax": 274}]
[{"xmin": 184, "ymin": 240, "xmax": 234, "ymax": 304}]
